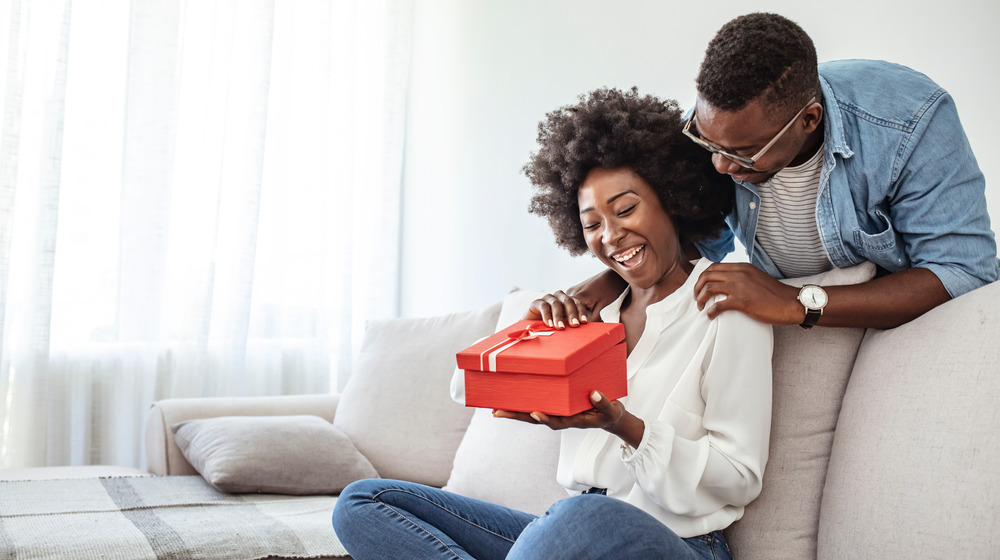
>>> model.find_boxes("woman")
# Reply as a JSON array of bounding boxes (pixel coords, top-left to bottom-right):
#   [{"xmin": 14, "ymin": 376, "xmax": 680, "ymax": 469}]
[{"xmin": 332, "ymin": 88, "xmax": 772, "ymax": 560}]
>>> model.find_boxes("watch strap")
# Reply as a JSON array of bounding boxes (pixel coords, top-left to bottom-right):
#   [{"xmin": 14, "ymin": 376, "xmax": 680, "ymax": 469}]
[{"xmin": 800, "ymin": 308, "xmax": 822, "ymax": 329}]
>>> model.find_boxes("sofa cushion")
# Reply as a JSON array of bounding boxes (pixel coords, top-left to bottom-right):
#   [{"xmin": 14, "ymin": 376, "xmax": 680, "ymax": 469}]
[
  {"xmin": 725, "ymin": 262, "xmax": 875, "ymax": 560},
  {"xmin": 817, "ymin": 280, "xmax": 1000, "ymax": 559},
  {"xmin": 334, "ymin": 302, "xmax": 502, "ymax": 487},
  {"xmin": 172, "ymin": 415, "xmax": 377, "ymax": 495},
  {"xmin": 444, "ymin": 288, "xmax": 569, "ymax": 515}
]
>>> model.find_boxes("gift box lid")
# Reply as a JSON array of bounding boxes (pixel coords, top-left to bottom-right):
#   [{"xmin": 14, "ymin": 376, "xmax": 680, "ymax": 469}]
[{"xmin": 456, "ymin": 320, "xmax": 625, "ymax": 376}]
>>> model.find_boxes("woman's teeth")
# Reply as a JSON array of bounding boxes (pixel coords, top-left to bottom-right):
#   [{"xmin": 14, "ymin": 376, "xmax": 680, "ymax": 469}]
[{"xmin": 614, "ymin": 245, "xmax": 643, "ymax": 263}]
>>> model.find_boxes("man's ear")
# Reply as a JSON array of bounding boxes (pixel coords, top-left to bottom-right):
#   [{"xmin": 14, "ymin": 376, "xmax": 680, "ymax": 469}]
[{"xmin": 802, "ymin": 101, "xmax": 824, "ymax": 134}]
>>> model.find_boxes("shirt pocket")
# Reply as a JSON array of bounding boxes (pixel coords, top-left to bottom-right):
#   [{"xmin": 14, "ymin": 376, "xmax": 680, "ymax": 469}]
[{"xmin": 852, "ymin": 208, "xmax": 901, "ymax": 255}]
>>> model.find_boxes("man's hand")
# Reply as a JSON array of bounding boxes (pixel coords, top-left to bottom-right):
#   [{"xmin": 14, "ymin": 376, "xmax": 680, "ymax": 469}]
[
  {"xmin": 693, "ymin": 262, "xmax": 951, "ymax": 329},
  {"xmin": 693, "ymin": 262, "xmax": 803, "ymax": 325}
]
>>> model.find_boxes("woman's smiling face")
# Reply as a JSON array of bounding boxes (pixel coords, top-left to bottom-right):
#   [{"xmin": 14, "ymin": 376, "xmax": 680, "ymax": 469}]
[{"xmin": 577, "ymin": 167, "xmax": 687, "ymax": 293}]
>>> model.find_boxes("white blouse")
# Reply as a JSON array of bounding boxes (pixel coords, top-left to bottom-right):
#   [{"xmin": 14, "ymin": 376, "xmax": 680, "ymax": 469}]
[
  {"xmin": 452, "ymin": 258, "xmax": 773, "ymax": 538},
  {"xmin": 559, "ymin": 258, "xmax": 772, "ymax": 537}
]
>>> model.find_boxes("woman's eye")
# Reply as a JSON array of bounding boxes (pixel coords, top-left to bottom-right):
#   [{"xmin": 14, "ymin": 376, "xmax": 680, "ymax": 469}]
[
  {"xmin": 617, "ymin": 204, "xmax": 637, "ymax": 217},
  {"xmin": 582, "ymin": 222, "xmax": 599, "ymax": 231}
]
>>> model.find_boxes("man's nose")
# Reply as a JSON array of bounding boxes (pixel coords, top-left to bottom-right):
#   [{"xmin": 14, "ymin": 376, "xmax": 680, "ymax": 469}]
[{"xmin": 712, "ymin": 153, "xmax": 743, "ymax": 176}]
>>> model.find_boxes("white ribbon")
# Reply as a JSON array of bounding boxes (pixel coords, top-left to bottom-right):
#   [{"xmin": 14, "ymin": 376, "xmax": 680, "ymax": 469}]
[{"xmin": 479, "ymin": 328, "xmax": 555, "ymax": 372}]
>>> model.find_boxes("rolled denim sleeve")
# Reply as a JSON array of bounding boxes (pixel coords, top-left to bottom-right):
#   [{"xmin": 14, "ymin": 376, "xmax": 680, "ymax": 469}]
[
  {"xmin": 890, "ymin": 92, "xmax": 999, "ymax": 297},
  {"xmin": 694, "ymin": 225, "xmax": 736, "ymax": 263}
]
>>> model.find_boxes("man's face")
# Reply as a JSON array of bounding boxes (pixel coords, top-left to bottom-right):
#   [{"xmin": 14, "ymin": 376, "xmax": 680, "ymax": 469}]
[{"xmin": 690, "ymin": 95, "xmax": 822, "ymax": 185}]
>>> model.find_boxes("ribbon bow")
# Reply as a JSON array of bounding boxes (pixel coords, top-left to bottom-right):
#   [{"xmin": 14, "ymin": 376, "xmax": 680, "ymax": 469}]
[{"xmin": 479, "ymin": 322, "xmax": 555, "ymax": 372}]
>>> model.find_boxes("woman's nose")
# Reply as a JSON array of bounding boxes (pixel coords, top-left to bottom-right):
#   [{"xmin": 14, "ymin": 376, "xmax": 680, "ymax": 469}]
[{"xmin": 602, "ymin": 221, "xmax": 625, "ymax": 245}]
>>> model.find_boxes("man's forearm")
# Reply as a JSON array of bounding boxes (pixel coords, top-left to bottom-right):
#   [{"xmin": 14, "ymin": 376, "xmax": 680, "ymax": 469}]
[{"xmin": 812, "ymin": 267, "xmax": 950, "ymax": 329}]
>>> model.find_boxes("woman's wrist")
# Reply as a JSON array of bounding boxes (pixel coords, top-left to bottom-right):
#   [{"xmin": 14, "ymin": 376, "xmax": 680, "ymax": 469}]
[{"xmin": 607, "ymin": 410, "xmax": 644, "ymax": 449}]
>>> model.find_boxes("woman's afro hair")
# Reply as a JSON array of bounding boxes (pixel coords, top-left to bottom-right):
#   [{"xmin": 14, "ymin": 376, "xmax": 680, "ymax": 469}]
[{"xmin": 523, "ymin": 87, "xmax": 734, "ymax": 256}]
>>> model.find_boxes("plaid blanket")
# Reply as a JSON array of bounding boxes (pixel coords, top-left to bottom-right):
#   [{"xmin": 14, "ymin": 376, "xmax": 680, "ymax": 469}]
[{"xmin": 0, "ymin": 475, "xmax": 349, "ymax": 559}]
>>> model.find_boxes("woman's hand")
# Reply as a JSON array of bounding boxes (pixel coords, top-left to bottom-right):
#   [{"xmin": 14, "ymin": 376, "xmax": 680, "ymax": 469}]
[
  {"xmin": 523, "ymin": 291, "xmax": 590, "ymax": 328},
  {"xmin": 563, "ymin": 269, "xmax": 627, "ymax": 323},
  {"xmin": 493, "ymin": 391, "xmax": 645, "ymax": 448}
]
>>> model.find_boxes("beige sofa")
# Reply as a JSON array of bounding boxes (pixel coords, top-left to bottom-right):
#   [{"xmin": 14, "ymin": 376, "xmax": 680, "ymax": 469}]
[
  {"xmin": 7, "ymin": 271, "xmax": 1000, "ymax": 559},
  {"xmin": 144, "ymin": 269, "xmax": 1000, "ymax": 560}
]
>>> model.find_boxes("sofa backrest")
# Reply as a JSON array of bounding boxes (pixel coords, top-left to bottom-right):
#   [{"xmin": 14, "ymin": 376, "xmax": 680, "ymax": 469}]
[
  {"xmin": 818, "ymin": 280, "xmax": 1000, "ymax": 559},
  {"xmin": 724, "ymin": 323, "xmax": 865, "ymax": 560},
  {"xmin": 725, "ymin": 261, "xmax": 875, "ymax": 560}
]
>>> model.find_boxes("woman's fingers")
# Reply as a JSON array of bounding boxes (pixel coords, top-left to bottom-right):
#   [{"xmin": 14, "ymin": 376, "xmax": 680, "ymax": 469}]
[
  {"xmin": 525, "ymin": 291, "xmax": 589, "ymax": 328},
  {"xmin": 492, "ymin": 409, "xmax": 539, "ymax": 424}
]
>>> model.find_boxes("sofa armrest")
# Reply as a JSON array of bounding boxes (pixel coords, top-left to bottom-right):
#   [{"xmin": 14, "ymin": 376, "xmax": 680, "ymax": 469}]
[{"xmin": 145, "ymin": 393, "xmax": 340, "ymax": 475}]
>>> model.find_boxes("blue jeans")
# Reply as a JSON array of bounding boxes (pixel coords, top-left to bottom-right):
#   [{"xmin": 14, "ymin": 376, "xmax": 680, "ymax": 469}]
[{"xmin": 332, "ymin": 479, "xmax": 734, "ymax": 560}]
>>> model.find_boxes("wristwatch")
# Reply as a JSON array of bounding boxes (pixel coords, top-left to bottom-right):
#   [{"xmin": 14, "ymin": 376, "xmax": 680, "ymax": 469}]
[{"xmin": 797, "ymin": 284, "xmax": 828, "ymax": 329}]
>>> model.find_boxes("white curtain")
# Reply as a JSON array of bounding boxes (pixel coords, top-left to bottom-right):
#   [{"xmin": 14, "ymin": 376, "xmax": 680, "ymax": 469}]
[{"xmin": 0, "ymin": 0, "xmax": 411, "ymax": 469}]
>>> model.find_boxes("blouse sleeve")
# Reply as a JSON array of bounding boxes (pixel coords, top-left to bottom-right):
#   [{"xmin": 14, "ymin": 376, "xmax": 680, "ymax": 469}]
[
  {"xmin": 620, "ymin": 310, "xmax": 773, "ymax": 515},
  {"xmin": 450, "ymin": 366, "xmax": 466, "ymax": 405}
]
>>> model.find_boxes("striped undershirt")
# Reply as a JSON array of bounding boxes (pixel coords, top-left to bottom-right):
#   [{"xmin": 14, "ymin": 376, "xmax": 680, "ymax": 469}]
[{"xmin": 754, "ymin": 144, "xmax": 834, "ymax": 278}]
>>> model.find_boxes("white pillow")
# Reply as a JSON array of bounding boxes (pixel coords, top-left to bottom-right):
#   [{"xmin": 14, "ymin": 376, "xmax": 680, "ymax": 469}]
[
  {"xmin": 725, "ymin": 261, "xmax": 876, "ymax": 560},
  {"xmin": 333, "ymin": 301, "xmax": 502, "ymax": 487},
  {"xmin": 444, "ymin": 288, "xmax": 569, "ymax": 515},
  {"xmin": 172, "ymin": 415, "xmax": 378, "ymax": 495}
]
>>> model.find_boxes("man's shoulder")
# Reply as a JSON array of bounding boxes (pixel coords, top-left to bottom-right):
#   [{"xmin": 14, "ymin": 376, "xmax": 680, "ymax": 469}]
[
  {"xmin": 820, "ymin": 59, "xmax": 946, "ymax": 128},
  {"xmin": 819, "ymin": 59, "xmax": 938, "ymax": 85}
]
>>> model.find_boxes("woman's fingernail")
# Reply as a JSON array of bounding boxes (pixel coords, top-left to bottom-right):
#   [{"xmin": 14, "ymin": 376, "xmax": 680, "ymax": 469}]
[
  {"xmin": 530, "ymin": 412, "xmax": 542, "ymax": 422},
  {"xmin": 580, "ymin": 315, "xmax": 588, "ymax": 323},
  {"xmin": 570, "ymin": 318, "xmax": 579, "ymax": 326},
  {"xmin": 591, "ymin": 391, "xmax": 602, "ymax": 402},
  {"xmin": 546, "ymin": 319, "xmax": 553, "ymax": 327},
  {"xmin": 557, "ymin": 320, "xmax": 565, "ymax": 329}
]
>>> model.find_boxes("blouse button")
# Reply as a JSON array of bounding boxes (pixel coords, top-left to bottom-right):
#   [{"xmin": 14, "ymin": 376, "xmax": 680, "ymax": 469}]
[{"xmin": 749, "ymin": 201, "xmax": 757, "ymax": 210}]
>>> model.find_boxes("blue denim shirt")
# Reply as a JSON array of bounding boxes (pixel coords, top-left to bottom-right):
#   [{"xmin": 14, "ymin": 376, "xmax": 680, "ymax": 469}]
[{"xmin": 697, "ymin": 59, "xmax": 999, "ymax": 298}]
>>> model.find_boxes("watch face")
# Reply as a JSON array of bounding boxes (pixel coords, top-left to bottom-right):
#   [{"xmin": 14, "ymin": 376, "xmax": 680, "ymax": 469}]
[{"xmin": 800, "ymin": 285, "xmax": 828, "ymax": 309}]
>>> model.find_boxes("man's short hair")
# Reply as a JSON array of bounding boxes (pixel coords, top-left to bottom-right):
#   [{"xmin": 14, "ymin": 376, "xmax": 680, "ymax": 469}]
[{"xmin": 696, "ymin": 13, "xmax": 820, "ymax": 119}]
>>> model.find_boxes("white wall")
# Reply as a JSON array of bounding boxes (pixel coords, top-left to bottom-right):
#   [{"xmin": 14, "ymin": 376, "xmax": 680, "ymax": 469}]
[{"xmin": 399, "ymin": 0, "xmax": 1000, "ymax": 318}]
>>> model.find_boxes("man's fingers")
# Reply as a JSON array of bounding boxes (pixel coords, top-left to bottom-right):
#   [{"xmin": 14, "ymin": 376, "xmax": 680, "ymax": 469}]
[{"xmin": 694, "ymin": 280, "xmax": 726, "ymax": 310}]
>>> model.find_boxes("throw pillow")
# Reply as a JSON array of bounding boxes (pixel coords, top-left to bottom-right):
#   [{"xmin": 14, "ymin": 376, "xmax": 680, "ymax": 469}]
[
  {"xmin": 171, "ymin": 415, "xmax": 378, "ymax": 495},
  {"xmin": 333, "ymin": 301, "xmax": 502, "ymax": 487},
  {"xmin": 724, "ymin": 261, "xmax": 876, "ymax": 560},
  {"xmin": 444, "ymin": 288, "xmax": 569, "ymax": 515}
]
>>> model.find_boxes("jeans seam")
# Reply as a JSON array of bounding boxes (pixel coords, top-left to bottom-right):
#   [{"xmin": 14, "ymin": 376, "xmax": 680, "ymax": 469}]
[
  {"xmin": 377, "ymin": 502, "xmax": 466, "ymax": 560},
  {"xmin": 372, "ymin": 488, "xmax": 519, "ymax": 545}
]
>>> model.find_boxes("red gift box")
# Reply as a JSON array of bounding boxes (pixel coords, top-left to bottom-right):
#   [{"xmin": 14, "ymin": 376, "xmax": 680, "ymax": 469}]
[{"xmin": 456, "ymin": 320, "xmax": 627, "ymax": 416}]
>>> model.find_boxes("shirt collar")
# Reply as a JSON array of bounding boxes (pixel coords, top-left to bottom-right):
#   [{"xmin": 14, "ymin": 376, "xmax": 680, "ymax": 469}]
[{"xmin": 819, "ymin": 74, "xmax": 854, "ymax": 159}]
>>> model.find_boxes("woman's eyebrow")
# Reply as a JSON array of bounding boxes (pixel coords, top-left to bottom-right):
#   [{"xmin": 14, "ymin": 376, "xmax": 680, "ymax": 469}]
[{"xmin": 579, "ymin": 190, "xmax": 638, "ymax": 214}]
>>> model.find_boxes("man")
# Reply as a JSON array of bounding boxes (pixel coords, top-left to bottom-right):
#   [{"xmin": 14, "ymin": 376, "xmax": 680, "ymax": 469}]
[{"xmin": 562, "ymin": 12, "xmax": 997, "ymax": 330}]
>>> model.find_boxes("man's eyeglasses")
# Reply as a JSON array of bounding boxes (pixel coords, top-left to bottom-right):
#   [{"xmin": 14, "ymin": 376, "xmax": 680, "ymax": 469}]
[{"xmin": 682, "ymin": 96, "xmax": 817, "ymax": 170}]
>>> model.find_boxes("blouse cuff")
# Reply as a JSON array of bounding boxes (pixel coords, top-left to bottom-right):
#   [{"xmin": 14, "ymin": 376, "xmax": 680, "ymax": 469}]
[{"xmin": 619, "ymin": 422, "xmax": 653, "ymax": 463}]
